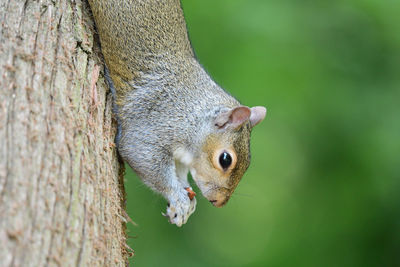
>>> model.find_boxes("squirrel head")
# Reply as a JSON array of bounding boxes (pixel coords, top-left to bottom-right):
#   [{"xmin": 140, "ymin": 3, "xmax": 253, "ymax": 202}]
[{"xmin": 190, "ymin": 106, "xmax": 266, "ymax": 207}]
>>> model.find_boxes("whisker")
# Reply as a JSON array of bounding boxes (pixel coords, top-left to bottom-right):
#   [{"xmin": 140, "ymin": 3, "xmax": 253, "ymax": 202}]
[{"xmin": 232, "ymin": 192, "xmax": 254, "ymax": 199}]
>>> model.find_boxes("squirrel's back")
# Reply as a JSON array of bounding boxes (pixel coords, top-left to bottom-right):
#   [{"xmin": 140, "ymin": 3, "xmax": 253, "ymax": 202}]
[{"xmin": 89, "ymin": 0, "xmax": 195, "ymax": 102}]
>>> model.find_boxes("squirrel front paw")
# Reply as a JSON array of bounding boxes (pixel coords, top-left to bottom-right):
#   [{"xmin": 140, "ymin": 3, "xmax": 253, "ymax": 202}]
[{"xmin": 163, "ymin": 188, "xmax": 197, "ymax": 227}]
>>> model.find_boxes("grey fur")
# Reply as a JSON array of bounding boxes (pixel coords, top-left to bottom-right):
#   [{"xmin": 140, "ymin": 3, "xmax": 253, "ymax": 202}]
[{"xmin": 119, "ymin": 57, "xmax": 238, "ymax": 188}]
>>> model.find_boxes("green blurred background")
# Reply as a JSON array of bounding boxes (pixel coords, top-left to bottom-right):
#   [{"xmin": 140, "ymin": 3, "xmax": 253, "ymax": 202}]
[{"xmin": 126, "ymin": 0, "xmax": 400, "ymax": 266}]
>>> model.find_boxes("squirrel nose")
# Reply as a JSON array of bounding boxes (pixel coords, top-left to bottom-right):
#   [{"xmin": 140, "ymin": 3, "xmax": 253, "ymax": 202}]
[
  {"xmin": 208, "ymin": 188, "xmax": 231, "ymax": 207},
  {"xmin": 209, "ymin": 198, "xmax": 229, "ymax": 208}
]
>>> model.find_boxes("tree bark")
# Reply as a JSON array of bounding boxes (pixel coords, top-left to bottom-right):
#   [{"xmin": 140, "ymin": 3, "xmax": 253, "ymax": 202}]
[{"xmin": 0, "ymin": 0, "xmax": 129, "ymax": 266}]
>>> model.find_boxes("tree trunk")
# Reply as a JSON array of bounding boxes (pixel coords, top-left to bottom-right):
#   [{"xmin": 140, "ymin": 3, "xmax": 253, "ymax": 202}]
[{"xmin": 0, "ymin": 0, "xmax": 130, "ymax": 266}]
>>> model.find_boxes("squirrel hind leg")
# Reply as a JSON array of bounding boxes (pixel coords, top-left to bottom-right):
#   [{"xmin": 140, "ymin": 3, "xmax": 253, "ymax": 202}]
[
  {"xmin": 104, "ymin": 65, "xmax": 117, "ymax": 98},
  {"xmin": 115, "ymin": 123, "xmax": 122, "ymax": 148},
  {"xmin": 104, "ymin": 65, "xmax": 122, "ymax": 146}
]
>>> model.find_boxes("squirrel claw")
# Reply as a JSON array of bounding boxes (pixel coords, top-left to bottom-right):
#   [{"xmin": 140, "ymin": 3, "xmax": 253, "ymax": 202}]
[{"xmin": 164, "ymin": 189, "xmax": 197, "ymax": 227}]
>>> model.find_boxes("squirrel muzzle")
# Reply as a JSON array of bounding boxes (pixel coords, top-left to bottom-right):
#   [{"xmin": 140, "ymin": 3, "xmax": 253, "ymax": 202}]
[{"xmin": 208, "ymin": 189, "xmax": 231, "ymax": 208}]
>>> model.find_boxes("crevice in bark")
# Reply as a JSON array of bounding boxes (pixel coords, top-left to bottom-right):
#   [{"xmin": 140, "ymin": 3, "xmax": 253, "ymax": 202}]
[{"xmin": 76, "ymin": 189, "xmax": 88, "ymax": 267}]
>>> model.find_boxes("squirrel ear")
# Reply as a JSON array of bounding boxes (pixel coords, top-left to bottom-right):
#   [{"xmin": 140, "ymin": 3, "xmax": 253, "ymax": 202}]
[
  {"xmin": 250, "ymin": 106, "xmax": 267, "ymax": 127},
  {"xmin": 215, "ymin": 106, "xmax": 251, "ymax": 129}
]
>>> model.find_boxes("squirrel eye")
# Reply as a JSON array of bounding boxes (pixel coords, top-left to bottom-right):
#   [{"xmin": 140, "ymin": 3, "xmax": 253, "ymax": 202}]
[{"xmin": 219, "ymin": 152, "xmax": 232, "ymax": 170}]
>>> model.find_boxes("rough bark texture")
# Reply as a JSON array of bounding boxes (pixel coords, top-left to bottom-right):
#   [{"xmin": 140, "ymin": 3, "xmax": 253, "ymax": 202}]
[{"xmin": 0, "ymin": 0, "xmax": 130, "ymax": 266}]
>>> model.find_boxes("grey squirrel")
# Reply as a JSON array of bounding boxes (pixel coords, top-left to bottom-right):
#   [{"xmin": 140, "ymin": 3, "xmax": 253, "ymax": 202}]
[{"xmin": 88, "ymin": 0, "xmax": 266, "ymax": 227}]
